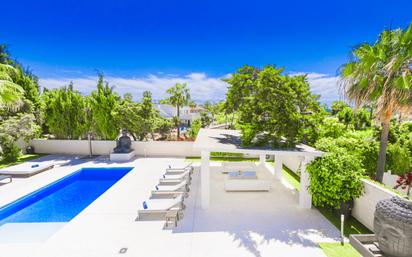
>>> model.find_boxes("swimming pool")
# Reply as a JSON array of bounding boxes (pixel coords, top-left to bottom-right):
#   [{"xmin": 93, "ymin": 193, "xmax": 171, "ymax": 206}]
[{"xmin": 0, "ymin": 167, "xmax": 133, "ymax": 227}]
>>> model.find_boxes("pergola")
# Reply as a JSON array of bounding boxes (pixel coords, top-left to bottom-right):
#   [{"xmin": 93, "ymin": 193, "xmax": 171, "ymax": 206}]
[{"xmin": 193, "ymin": 129, "xmax": 324, "ymax": 209}]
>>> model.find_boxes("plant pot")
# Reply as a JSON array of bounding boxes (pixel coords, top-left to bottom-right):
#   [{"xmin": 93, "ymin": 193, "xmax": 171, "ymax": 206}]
[{"xmin": 338, "ymin": 200, "xmax": 354, "ymax": 220}]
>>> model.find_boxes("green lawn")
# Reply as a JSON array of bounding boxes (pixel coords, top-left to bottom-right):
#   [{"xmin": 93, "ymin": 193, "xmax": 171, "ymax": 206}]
[
  {"xmin": 319, "ymin": 243, "xmax": 360, "ymax": 257},
  {"xmin": 0, "ymin": 154, "xmax": 48, "ymax": 169}
]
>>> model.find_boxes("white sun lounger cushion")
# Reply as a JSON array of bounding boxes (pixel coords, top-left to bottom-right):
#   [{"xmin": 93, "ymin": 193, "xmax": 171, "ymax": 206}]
[
  {"xmin": 141, "ymin": 195, "xmax": 184, "ymax": 211},
  {"xmin": 162, "ymin": 170, "xmax": 191, "ymax": 180},
  {"xmin": 155, "ymin": 180, "xmax": 187, "ymax": 192},
  {"xmin": 0, "ymin": 162, "xmax": 54, "ymax": 177}
]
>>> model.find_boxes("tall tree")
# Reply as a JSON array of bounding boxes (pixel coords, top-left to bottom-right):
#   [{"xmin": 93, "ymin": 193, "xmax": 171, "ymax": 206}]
[
  {"xmin": 42, "ymin": 83, "xmax": 87, "ymax": 139},
  {"xmin": 89, "ymin": 75, "xmax": 120, "ymax": 140},
  {"xmin": 166, "ymin": 83, "xmax": 190, "ymax": 138},
  {"xmin": 225, "ymin": 65, "xmax": 323, "ymax": 147},
  {"xmin": 341, "ymin": 23, "xmax": 412, "ymax": 182}
]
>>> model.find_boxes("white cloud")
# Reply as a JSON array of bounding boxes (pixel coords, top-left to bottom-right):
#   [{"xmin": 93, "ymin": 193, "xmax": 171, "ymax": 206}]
[
  {"xmin": 39, "ymin": 73, "xmax": 230, "ymax": 103},
  {"xmin": 39, "ymin": 72, "xmax": 342, "ymax": 106},
  {"xmin": 305, "ymin": 73, "xmax": 343, "ymax": 107}
]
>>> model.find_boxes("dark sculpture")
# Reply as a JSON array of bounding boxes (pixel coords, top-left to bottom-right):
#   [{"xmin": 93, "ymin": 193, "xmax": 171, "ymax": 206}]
[
  {"xmin": 113, "ymin": 129, "xmax": 133, "ymax": 153},
  {"xmin": 374, "ymin": 196, "xmax": 412, "ymax": 257}
]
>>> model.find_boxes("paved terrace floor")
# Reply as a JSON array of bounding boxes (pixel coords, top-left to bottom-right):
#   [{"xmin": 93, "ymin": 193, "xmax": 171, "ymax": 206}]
[{"xmin": 0, "ymin": 156, "xmax": 340, "ymax": 257}]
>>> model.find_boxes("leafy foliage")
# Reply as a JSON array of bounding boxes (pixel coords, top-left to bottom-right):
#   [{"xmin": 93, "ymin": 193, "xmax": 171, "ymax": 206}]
[
  {"xmin": 337, "ymin": 107, "xmax": 354, "ymax": 128},
  {"xmin": 315, "ymin": 132, "xmax": 379, "ymax": 177},
  {"xmin": 225, "ymin": 65, "xmax": 324, "ymax": 148},
  {"xmin": 112, "ymin": 91, "xmax": 160, "ymax": 140},
  {"xmin": 340, "ymin": 23, "xmax": 412, "ymax": 182},
  {"xmin": 0, "ymin": 113, "xmax": 40, "ymax": 161},
  {"xmin": 330, "ymin": 100, "xmax": 348, "ymax": 115},
  {"xmin": 318, "ymin": 117, "xmax": 346, "ymax": 139},
  {"xmin": 166, "ymin": 83, "xmax": 191, "ymax": 138},
  {"xmin": 307, "ymin": 150, "xmax": 364, "ymax": 208},
  {"xmin": 89, "ymin": 75, "xmax": 120, "ymax": 140},
  {"xmin": 42, "ymin": 84, "xmax": 88, "ymax": 139},
  {"xmin": 187, "ymin": 117, "xmax": 202, "ymax": 139}
]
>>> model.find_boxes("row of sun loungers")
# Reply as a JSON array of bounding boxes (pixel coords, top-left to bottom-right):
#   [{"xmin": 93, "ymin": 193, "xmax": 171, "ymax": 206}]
[{"xmin": 137, "ymin": 163, "xmax": 194, "ymax": 228}]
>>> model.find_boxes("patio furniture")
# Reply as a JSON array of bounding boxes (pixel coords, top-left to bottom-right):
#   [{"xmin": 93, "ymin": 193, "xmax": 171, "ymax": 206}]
[
  {"xmin": 166, "ymin": 163, "xmax": 194, "ymax": 174},
  {"xmin": 152, "ymin": 180, "xmax": 190, "ymax": 197},
  {"xmin": 221, "ymin": 162, "xmax": 257, "ymax": 174},
  {"xmin": 160, "ymin": 170, "xmax": 192, "ymax": 184},
  {"xmin": 228, "ymin": 171, "xmax": 258, "ymax": 179},
  {"xmin": 0, "ymin": 162, "xmax": 54, "ymax": 177},
  {"xmin": 164, "ymin": 209, "xmax": 181, "ymax": 228},
  {"xmin": 0, "ymin": 175, "xmax": 12, "ymax": 184},
  {"xmin": 137, "ymin": 195, "xmax": 184, "ymax": 220},
  {"xmin": 224, "ymin": 171, "xmax": 270, "ymax": 191}
]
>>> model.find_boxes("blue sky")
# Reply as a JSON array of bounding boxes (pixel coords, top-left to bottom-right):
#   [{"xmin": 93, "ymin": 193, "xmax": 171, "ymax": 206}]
[{"xmin": 2, "ymin": 0, "xmax": 411, "ymax": 105}]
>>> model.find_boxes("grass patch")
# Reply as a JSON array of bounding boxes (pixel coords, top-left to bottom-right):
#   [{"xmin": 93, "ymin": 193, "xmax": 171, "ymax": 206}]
[
  {"xmin": 319, "ymin": 243, "xmax": 360, "ymax": 257},
  {"xmin": 281, "ymin": 166, "xmax": 301, "ymax": 191},
  {"xmin": 0, "ymin": 154, "xmax": 48, "ymax": 169},
  {"xmin": 317, "ymin": 207, "xmax": 371, "ymax": 237}
]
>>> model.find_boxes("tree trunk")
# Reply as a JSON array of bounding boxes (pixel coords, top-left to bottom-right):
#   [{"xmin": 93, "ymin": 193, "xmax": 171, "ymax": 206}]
[
  {"xmin": 376, "ymin": 113, "xmax": 392, "ymax": 182},
  {"xmin": 176, "ymin": 105, "xmax": 180, "ymax": 139}
]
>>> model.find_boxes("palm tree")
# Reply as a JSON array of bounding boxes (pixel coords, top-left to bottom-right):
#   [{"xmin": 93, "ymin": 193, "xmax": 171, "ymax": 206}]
[
  {"xmin": 166, "ymin": 83, "xmax": 190, "ymax": 138},
  {"xmin": 341, "ymin": 23, "xmax": 412, "ymax": 182},
  {"xmin": 0, "ymin": 63, "xmax": 24, "ymax": 107}
]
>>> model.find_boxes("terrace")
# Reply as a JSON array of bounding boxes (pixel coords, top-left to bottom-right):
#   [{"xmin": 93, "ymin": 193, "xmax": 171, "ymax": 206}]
[{"xmin": 0, "ymin": 155, "xmax": 340, "ymax": 257}]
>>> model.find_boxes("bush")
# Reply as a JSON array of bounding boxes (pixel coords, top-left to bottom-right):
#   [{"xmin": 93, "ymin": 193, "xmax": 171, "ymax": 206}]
[
  {"xmin": 315, "ymin": 133, "xmax": 379, "ymax": 177},
  {"xmin": 0, "ymin": 113, "xmax": 40, "ymax": 162},
  {"xmin": 1, "ymin": 143, "xmax": 21, "ymax": 162},
  {"xmin": 318, "ymin": 118, "xmax": 346, "ymax": 139},
  {"xmin": 187, "ymin": 118, "xmax": 202, "ymax": 139},
  {"xmin": 386, "ymin": 142, "xmax": 412, "ymax": 175},
  {"xmin": 307, "ymin": 150, "xmax": 364, "ymax": 208}
]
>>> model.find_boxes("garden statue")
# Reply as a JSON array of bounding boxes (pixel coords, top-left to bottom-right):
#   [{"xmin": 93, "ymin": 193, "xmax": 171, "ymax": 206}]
[
  {"xmin": 374, "ymin": 196, "xmax": 412, "ymax": 257},
  {"xmin": 113, "ymin": 129, "xmax": 133, "ymax": 153}
]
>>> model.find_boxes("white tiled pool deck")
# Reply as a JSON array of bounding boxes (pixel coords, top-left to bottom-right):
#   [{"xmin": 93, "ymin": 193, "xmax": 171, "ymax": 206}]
[{"xmin": 0, "ymin": 156, "xmax": 340, "ymax": 257}]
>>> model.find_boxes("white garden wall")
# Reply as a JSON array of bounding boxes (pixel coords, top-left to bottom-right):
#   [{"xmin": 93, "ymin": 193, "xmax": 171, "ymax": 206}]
[
  {"xmin": 27, "ymin": 139, "xmax": 200, "ymax": 157},
  {"xmin": 282, "ymin": 155, "xmax": 402, "ymax": 232},
  {"xmin": 383, "ymin": 171, "xmax": 409, "ymax": 195},
  {"xmin": 352, "ymin": 179, "xmax": 399, "ymax": 231}
]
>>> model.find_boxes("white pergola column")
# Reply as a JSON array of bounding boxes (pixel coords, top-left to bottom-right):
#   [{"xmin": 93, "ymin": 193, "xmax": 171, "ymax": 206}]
[
  {"xmin": 201, "ymin": 150, "xmax": 210, "ymax": 209},
  {"xmin": 259, "ymin": 154, "xmax": 266, "ymax": 167},
  {"xmin": 299, "ymin": 155, "xmax": 314, "ymax": 209},
  {"xmin": 274, "ymin": 155, "xmax": 283, "ymax": 180}
]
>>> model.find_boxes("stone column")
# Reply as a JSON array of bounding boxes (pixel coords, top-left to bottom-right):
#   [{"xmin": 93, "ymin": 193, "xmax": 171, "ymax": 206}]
[
  {"xmin": 201, "ymin": 150, "xmax": 210, "ymax": 209},
  {"xmin": 299, "ymin": 155, "xmax": 314, "ymax": 209}
]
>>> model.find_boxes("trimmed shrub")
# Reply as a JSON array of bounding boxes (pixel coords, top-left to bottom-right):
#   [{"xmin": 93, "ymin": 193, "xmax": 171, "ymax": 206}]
[{"xmin": 307, "ymin": 150, "xmax": 364, "ymax": 208}]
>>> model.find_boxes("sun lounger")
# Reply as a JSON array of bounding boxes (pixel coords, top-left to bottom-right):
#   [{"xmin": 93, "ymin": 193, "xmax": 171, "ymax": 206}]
[
  {"xmin": 137, "ymin": 195, "xmax": 185, "ymax": 219},
  {"xmin": 152, "ymin": 180, "xmax": 189, "ymax": 197},
  {"xmin": 160, "ymin": 170, "xmax": 192, "ymax": 184},
  {"xmin": 166, "ymin": 163, "xmax": 193, "ymax": 173},
  {"xmin": 0, "ymin": 175, "xmax": 12, "ymax": 184},
  {"xmin": 0, "ymin": 162, "xmax": 54, "ymax": 177}
]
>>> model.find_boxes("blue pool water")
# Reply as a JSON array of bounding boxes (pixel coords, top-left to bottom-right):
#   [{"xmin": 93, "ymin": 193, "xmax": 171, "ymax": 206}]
[{"xmin": 0, "ymin": 167, "xmax": 132, "ymax": 227}]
